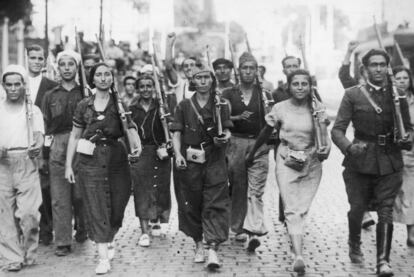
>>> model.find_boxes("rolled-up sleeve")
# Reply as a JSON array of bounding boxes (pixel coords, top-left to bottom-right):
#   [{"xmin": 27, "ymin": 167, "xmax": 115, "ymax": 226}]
[
  {"xmin": 265, "ymin": 104, "xmax": 280, "ymax": 128},
  {"xmin": 72, "ymin": 100, "xmax": 87, "ymax": 129}
]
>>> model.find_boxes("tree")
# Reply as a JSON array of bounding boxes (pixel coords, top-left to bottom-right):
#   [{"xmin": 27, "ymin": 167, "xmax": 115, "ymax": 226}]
[{"xmin": 0, "ymin": 0, "xmax": 33, "ymax": 25}]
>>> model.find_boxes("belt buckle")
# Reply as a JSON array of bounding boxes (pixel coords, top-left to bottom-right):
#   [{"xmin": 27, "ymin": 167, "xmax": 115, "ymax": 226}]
[{"xmin": 378, "ymin": 135, "xmax": 386, "ymax": 146}]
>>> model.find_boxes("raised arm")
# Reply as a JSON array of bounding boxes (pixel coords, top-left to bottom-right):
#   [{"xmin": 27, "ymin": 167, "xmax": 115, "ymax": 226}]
[{"xmin": 165, "ymin": 32, "xmax": 179, "ymax": 85}]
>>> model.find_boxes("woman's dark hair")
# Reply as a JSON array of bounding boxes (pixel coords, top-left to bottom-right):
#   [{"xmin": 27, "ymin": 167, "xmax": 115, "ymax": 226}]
[
  {"xmin": 287, "ymin": 69, "xmax": 312, "ymax": 88},
  {"xmin": 88, "ymin": 62, "xmax": 114, "ymax": 89},
  {"xmin": 392, "ymin": 66, "xmax": 414, "ymax": 93},
  {"xmin": 135, "ymin": 75, "xmax": 155, "ymax": 90}
]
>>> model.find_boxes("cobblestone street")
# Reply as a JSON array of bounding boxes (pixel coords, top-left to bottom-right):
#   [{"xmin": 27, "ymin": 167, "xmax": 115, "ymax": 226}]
[{"xmin": 2, "ymin": 146, "xmax": 414, "ymax": 277}]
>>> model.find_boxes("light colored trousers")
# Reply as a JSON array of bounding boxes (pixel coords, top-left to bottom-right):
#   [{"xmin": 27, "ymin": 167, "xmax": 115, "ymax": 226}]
[
  {"xmin": 0, "ymin": 151, "xmax": 42, "ymax": 265},
  {"xmin": 227, "ymin": 136, "xmax": 269, "ymax": 236}
]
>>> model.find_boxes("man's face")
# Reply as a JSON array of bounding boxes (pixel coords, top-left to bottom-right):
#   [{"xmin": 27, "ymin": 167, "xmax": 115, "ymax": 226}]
[
  {"xmin": 124, "ymin": 79, "xmax": 136, "ymax": 96},
  {"xmin": 239, "ymin": 61, "xmax": 257, "ymax": 84},
  {"xmin": 214, "ymin": 64, "xmax": 231, "ymax": 82},
  {"xmin": 3, "ymin": 74, "xmax": 25, "ymax": 102},
  {"xmin": 182, "ymin": 59, "xmax": 196, "ymax": 79},
  {"xmin": 192, "ymin": 72, "xmax": 212, "ymax": 94},
  {"xmin": 84, "ymin": 59, "xmax": 96, "ymax": 74},
  {"xmin": 283, "ymin": 58, "xmax": 300, "ymax": 76},
  {"xmin": 27, "ymin": 50, "xmax": 45, "ymax": 76},
  {"xmin": 258, "ymin": 66, "xmax": 265, "ymax": 78},
  {"xmin": 137, "ymin": 79, "xmax": 154, "ymax": 100},
  {"xmin": 58, "ymin": 56, "xmax": 77, "ymax": 82},
  {"xmin": 366, "ymin": 55, "xmax": 387, "ymax": 85}
]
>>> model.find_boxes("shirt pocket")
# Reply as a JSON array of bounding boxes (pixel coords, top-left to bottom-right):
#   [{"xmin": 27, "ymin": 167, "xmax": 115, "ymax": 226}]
[{"xmin": 50, "ymin": 101, "xmax": 63, "ymax": 118}]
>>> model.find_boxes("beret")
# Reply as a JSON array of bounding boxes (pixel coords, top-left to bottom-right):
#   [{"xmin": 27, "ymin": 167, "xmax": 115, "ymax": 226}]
[{"xmin": 212, "ymin": 58, "xmax": 233, "ymax": 70}]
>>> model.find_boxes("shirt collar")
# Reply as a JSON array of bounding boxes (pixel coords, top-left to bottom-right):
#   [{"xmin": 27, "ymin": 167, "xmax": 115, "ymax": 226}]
[{"xmin": 367, "ymin": 80, "xmax": 386, "ymax": 92}]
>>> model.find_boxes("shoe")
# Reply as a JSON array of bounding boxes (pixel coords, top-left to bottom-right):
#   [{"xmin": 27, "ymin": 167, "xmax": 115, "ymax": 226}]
[
  {"xmin": 138, "ymin": 234, "xmax": 150, "ymax": 247},
  {"xmin": 95, "ymin": 259, "xmax": 111, "ymax": 275},
  {"xmin": 246, "ymin": 235, "xmax": 261, "ymax": 252},
  {"xmin": 207, "ymin": 249, "xmax": 220, "ymax": 270},
  {"xmin": 377, "ymin": 263, "xmax": 394, "ymax": 277},
  {"xmin": 292, "ymin": 256, "xmax": 306, "ymax": 274},
  {"xmin": 362, "ymin": 212, "xmax": 375, "ymax": 229},
  {"xmin": 108, "ymin": 243, "xmax": 115, "ymax": 260},
  {"xmin": 348, "ymin": 240, "xmax": 364, "ymax": 263},
  {"xmin": 75, "ymin": 230, "xmax": 88, "ymax": 243},
  {"xmin": 55, "ymin": 245, "xmax": 71, "ymax": 256},
  {"xmin": 407, "ymin": 239, "xmax": 414, "ymax": 247},
  {"xmin": 151, "ymin": 224, "xmax": 161, "ymax": 237},
  {"xmin": 235, "ymin": 233, "xmax": 247, "ymax": 242},
  {"xmin": 4, "ymin": 262, "xmax": 23, "ymax": 272},
  {"xmin": 194, "ymin": 247, "xmax": 205, "ymax": 263}
]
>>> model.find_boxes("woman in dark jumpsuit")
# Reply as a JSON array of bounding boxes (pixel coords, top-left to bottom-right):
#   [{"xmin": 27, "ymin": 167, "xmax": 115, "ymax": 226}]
[
  {"xmin": 65, "ymin": 63, "xmax": 140, "ymax": 275},
  {"xmin": 170, "ymin": 62, "xmax": 232, "ymax": 270},
  {"xmin": 129, "ymin": 75, "xmax": 172, "ymax": 247}
]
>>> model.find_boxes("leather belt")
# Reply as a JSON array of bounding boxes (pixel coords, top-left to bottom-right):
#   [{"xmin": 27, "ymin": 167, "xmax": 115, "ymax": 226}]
[
  {"xmin": 232, "ymin": 132, "xmax": 257, "ymax": 139},
  {"xmin": 355, "ymin": 131, "xmax": 393, "ymax": 146}
]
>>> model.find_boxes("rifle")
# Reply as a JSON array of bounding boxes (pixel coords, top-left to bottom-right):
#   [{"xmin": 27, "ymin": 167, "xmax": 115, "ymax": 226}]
[
  {"xmin": 95, "ymin": 36, "xmax": 141, "ymax": 160},
  {"xmin": 75, "ymin": 27, "xmax": 90, "ymax": 97},
  {"xmin": 150, "ymin": 50, "xmax": 173, "ymax": 158},
  {"xmin": 24, "ymin": 51, "xmax": 35, "ymax": 151},
  {"xmin": 244, "ymin": 33, "xmax": 274, "ymax": 114},
  {"xmin": 228, "ymin": 37, "xmax": 239, "ymax": 84},
  {"xmin": 298, "ymin": 35, "xmax": 328, "ymax": 152},
  {"xmin": 373, "ymin": 17, "xmax": 409, "ymax": 143},
  {"xmin": 205, "ymin": 45, "xmax": 226, "ymax": 137}
]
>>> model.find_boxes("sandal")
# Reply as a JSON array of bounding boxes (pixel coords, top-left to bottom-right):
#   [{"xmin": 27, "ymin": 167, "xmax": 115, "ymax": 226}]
[{"xmin": 138, "ymin": 234, "xmax": 150, "ymax": 247}]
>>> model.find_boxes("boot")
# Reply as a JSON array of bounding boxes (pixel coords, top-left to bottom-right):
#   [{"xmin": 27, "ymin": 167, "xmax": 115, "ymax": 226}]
[
  {"xmin": 348, "ymin": 214, "xmax": 364, "ymax": 263},
  {"xmin": 376, "ymin": 223, "xmax": 394, "ymax": 277}
]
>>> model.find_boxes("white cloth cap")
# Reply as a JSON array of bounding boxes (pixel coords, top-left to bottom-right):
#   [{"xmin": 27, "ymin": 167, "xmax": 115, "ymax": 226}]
[
  {"xmin": 2, "ymin": 64, "xmax": 27, "ymax": 82},
  {"xmin": 56, "ymin": 50, "xmax": 81, "ymax": 65}
]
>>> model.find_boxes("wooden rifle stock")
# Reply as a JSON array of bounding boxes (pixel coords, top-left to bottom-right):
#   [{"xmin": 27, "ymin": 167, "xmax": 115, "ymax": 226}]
[
  {"xmin": 75, "ymin": 27, "xmax": 90, "ymax": 97},
  {"xmin": 298, "ymin": 36, "xmax": 328, "ymax": 151},
  {"xmin": 244, "ymin": 33, "xmax": 273, "ymax": 114},
  {"xmin": 24, "ymin": 50, "xmax": 35, "ymax": 149},
  {"xmin": 228, "ymin": 37, "xmax": 239, "ymax": 84},
  {"xmin": 95, "ymin": 36, "xmax": 141, "ymax": 158},
  {"xmin": 150, "ymin": 53, "xmax": 172, "ymax": 146},
  {"xmin": 373, "ymin": 17, "xmax": 408, "ymax": 141},
  {"xmin": 205, "ymin": 45, "xmax": 225, "ymax": 136}
]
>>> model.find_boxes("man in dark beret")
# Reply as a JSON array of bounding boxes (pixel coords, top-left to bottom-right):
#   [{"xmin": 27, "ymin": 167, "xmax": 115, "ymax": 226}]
[
  {"xmin": 212, "ymin": 58, "xmax": 235, "ymax": 93},
  {"xmin": 332, "ymin": 48, "xmax": 412, "ymax": 277}
]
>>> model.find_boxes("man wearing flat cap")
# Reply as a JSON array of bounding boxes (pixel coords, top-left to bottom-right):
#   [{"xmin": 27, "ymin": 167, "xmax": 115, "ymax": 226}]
[
  {"xmin": 212, "ymin": 58, "xmax": 235, "ymax": 93},
  {"xmin": 222, "ymin": 52, "xmax": 271, "ymax": 252},
  {"xmin": 0, "ymin": 65, "xmax": 45, "ymax": 271},
  {"xmin": 42, "ymin": 50, "xmax": 86, "ymax": 256},
  {"xmin": 332, "ymin": 48, "xmax": 412, "ymax": 277}
]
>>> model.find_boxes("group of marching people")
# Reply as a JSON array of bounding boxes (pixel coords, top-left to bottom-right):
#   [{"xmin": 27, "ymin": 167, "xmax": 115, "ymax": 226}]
[{"xmin": 1, "ymin": 30, "xmax": 414, "ymax": 277}]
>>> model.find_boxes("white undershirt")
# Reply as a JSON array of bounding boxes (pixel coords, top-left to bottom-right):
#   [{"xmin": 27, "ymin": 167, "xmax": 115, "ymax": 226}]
[
  {"xmin": 28, "ymin": 75, "xmax": 42, "ymax": 103},
  {"xmin": 0, "ymin": 101, "xmax": 44, "ymax": 148}
]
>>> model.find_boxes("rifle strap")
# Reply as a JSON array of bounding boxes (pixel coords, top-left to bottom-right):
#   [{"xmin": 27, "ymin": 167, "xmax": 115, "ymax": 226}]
[
  {"xmin": 360, "ymin": 85, "xmax": 383, "ymax": 114},
  {"xmin": 189, "ymin": 98, "xmax": 205, "ymax": 125}
]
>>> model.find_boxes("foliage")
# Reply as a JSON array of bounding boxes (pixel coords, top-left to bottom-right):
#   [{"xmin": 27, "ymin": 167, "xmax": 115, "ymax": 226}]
[{"xmin": 0, "ymin": 0, "xmax": 33, "ymax": 25}]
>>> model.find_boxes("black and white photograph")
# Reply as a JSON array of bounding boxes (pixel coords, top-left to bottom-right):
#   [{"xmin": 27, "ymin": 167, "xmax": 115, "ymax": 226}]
[{"xmin": 1, "ymin": 0, "xmax": 414, "ymax": 276}]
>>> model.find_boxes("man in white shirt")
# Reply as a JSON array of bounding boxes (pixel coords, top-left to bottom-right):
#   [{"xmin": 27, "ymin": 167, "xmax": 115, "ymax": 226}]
[
  {"xmin": 0, "ymin": 65, "xmax": 44, "ymax": 272},
  {"xmin": 165, "ymin": 32, "xmax": 196, "ymax": 110}
]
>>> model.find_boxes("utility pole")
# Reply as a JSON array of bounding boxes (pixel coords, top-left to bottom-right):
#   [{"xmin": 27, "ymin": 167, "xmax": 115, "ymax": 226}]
[
  {"xmin": 99, "ymin": 0, "xmax": 103, "ymax": 43},
  {"xmin": 45, "ymin": 0, "xmax": 49, "ymax": 57}
]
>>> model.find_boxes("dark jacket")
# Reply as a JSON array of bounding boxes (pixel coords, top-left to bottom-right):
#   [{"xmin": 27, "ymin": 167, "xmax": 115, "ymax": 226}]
[
  {"xmin": 338, "ymin": 64, "xmax": 358, "ymax": 90},
  {"xmin": 331, "ymin": 83, "xmax": 412, "ymax": 175},
  {"xmin": 35, "ymin": 77, "xmax": 58, "ymax": 108}
]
